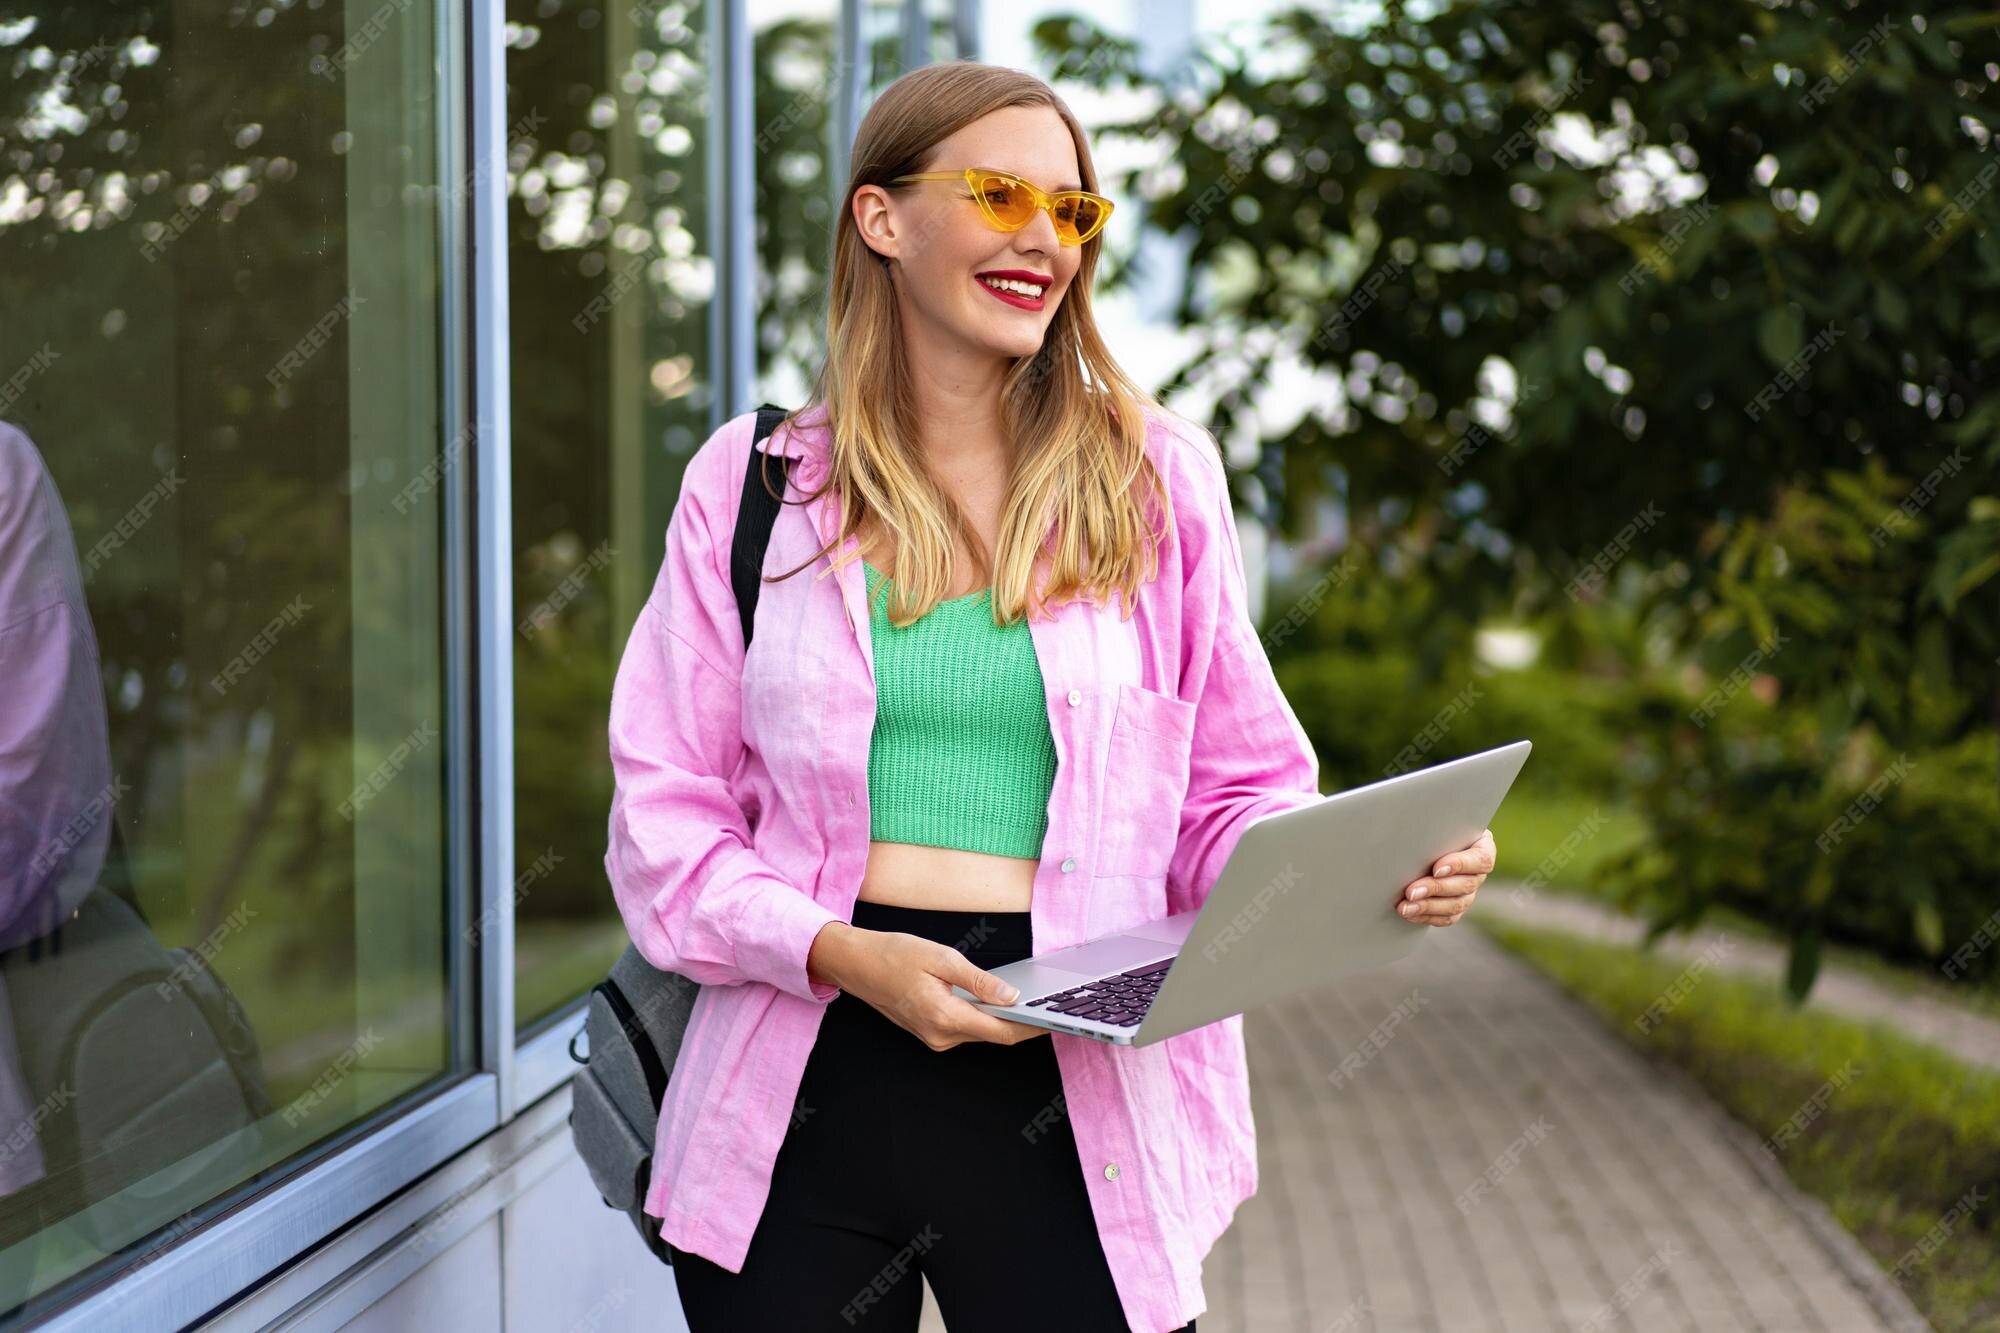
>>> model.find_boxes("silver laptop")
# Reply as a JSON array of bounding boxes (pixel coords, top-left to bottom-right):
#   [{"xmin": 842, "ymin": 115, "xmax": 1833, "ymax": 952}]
[{"xmin": 951, "ymin": 739, "xmax": 1532, "ymax": 1046}]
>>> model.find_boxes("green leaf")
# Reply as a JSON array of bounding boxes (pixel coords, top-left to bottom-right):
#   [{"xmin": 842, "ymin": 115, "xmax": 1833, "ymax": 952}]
[
  {"xmin": 1912, "ymin": 899, "xmax": 1945, "ymax": 957},
  {"xmin": 1729, "ymin": 202, "xmax": 1779, "ymax": 245},
  {"xmin": 1949, "ymin": 550, "xmax": 2000, "ymax": 606},
  {"xmin": 1785, "ymin": 927, "xmax": 1822, "ymax": 1004},
  {"xmin": 1912, "ymin": 617, "xmax": 1955, "ymax": 708},
  {"xmin": 1875, "ymin": 280, "xmax": 1910, "ymax": 332},
  {"xmin": 1671, "ymin": 208, "xmax": 1723, "ymax": 277},
  {"xmin": 1803, "ymin": 854, "xmax": 1836, "ymax": 909},
  {"xmin": 1758, "ymin": 305, "xmax": 1805, "ymax": 369},
  {"xmin": 1834, "ymin": 203, "xmax": 1871, "ymax": 253}
]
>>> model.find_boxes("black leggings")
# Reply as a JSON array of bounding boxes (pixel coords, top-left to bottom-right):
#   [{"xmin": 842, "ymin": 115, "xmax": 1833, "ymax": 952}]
[{"xmin": 668, "ymin": 900, "xmax": 1195, "ymax": 1333}]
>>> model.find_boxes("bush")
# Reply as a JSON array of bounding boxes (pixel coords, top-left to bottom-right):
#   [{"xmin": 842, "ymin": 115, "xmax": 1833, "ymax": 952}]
[
  {"xmin": 1597, "ymin": 676, "xmax": 2000, "ymax": 994},
  {"xmin": 1278, "ymin": 649, "xmax": 1637, "ymax": 798},
  {"xmin": 1275, "ymin": 619, "xmax": 2000, "ymax": 998}
]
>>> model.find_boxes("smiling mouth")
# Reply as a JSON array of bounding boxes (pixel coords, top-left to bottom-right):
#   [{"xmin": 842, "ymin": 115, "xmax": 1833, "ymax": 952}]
[{"xmin": 975, "ymin": 274, "xmax": 1049, "ymax": 310}]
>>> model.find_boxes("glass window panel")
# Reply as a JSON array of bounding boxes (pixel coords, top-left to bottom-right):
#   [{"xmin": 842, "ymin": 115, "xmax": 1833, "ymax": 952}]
[
  {"xmin": 858, "ymin": 1, "xmax": 912, "ymax": 102},
  {"xmin": 508, "ymin": 0, "xmax": 715, "ymax": 1033},
  {"xmin": 751, "ymin": 0, "xmax": 838, "ymax": 407},
  {"xmin": 0, "ymin": 0, "xmax": 453, "ymax": 1312}
]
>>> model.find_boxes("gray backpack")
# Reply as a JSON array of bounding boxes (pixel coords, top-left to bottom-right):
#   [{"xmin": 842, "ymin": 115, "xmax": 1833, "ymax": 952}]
[
  {"xmin": 0, "ymin": 822, "xmax": 272, "ymax": 1259},
  {"xmin": 567, "ymin": 404, "xmax": 794, "ymax": 1265}
]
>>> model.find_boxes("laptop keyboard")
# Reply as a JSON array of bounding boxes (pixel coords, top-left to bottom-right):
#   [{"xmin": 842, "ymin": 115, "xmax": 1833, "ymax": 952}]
[{"xmin": 1024, "ymin": 958, "xmax": 1174, "ymax": 1028}]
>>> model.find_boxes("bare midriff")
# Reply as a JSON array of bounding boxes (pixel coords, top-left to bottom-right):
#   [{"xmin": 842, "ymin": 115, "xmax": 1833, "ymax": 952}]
[{"xmin": 856, "ymin": 840, "xmax": 1038, "ymax": 913}]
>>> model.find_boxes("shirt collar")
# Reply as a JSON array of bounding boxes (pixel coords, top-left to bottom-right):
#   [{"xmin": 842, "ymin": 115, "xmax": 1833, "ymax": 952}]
[{"xmin": 762, "ymin": 401, "xmax": 829, "ymax": 466}]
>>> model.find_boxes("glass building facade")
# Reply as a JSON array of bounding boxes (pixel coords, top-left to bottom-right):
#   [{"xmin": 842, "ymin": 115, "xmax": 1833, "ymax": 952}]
[{"xmin": 1, "ymin": 0, "xmax": 1226, "ymax": 1324}]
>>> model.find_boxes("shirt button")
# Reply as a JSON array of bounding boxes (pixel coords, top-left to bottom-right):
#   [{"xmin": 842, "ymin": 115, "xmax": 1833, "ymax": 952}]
[
  {"xmin": 1066, "ymin": 688, "xmax": 1082, "ymax": 706},
  {"xmin": 1060, "ymin": 857, "xmax": 1076, "ymax": 873},
  {"xmin": 1104, "ymin": 1163, "xmax": 1120, "ymax": 1181},
  {"xmin": 846, "ymin": 789, "xmax": 855, "ymax": 809}
]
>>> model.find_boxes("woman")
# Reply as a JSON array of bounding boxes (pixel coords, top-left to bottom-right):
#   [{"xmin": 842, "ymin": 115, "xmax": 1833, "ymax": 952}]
[{"xmin": 605, "ymin": 60, "xmax": 1497, "ymax": 1333}]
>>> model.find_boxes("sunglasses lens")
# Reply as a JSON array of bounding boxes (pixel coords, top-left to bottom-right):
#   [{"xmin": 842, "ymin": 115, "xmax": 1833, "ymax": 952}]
[
  {"xmin": 970, "ymin": 174, "xmax": 1110, "ymax": 243},
  {"xmin": 1056, "ymin": 196, "xmax": 1105, "ymax": 242},
  {"xmin": 977, "ymin": 176, "xmax": 1037, "ymax": 228}
]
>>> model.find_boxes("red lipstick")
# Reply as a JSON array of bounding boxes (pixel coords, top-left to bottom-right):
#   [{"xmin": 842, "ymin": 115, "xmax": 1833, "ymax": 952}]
[{"xmin": 974, "ymin": 269, "xmax": 1051, "ymax": 311}]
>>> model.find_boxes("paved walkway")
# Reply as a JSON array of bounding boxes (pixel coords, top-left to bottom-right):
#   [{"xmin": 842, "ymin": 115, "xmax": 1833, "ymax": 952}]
[
  {"xmin": 1480, "ymin": 882, "xmax": 2000, "ymax": 1073},
  {"xmin": 917, "ymin": 908, "xmax": 1932, "ymax": 1332}
]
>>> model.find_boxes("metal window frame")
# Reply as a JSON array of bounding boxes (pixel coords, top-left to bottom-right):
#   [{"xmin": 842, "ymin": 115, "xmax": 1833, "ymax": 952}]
[
  {"xmin": 900, "ymin": 0, "xmax": 929, "ymax": 70},
  {"xmin": 472, "ymin": 0, "xmax": 518, "ymax": 1125},
  {"xmin": 953, "ymin": 0, "xmax": 980, "ymax": 60},
  {"xmin": 709, "ymin": 0, "xmax": 757, "ymax": 425},
  {"xmin": 200, "ymin": 1083, "xmax": 576, "ymax": 1331},
  {"xmin": 831, "ymin": 0, "xmax": 865, "ymax": 198},
  {"xmin": 38, "ymin": 1081, "xmax": 498, "ymax": 1333}
]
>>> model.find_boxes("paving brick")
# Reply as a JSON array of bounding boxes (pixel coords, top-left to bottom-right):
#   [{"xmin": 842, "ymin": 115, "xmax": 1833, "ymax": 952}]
[
  {"xmin": 1200, "ymin": 922, "xmax": 1923, "ymax": 1333},
  {"xmin": 914, "ymin": 921, "xmax": 1926, "ymax": 1332}
]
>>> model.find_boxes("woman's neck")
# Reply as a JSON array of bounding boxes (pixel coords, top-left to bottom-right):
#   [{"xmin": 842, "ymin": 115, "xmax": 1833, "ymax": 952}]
[{"xmin": 899, "ymin": 320, "xmax": 1012, "ymax": 460}]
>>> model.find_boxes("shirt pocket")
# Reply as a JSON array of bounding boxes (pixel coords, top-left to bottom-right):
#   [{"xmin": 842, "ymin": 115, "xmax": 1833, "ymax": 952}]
[{"xmin": 1096, "ymin": 682, "xmax": 1198, "ymax": 880}]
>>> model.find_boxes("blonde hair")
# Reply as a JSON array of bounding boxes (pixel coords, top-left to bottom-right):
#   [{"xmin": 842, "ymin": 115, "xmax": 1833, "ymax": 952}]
[{"xmin": 767, "ymin": 60, "xmax": 1170, "ymax": 628}]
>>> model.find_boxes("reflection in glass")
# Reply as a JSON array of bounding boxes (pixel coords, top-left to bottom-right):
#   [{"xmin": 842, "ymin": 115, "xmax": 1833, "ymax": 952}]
[
  {"xmin": 507, "ymin": 0, "xmax": 716, "ymax": 1031},
  {"xmin": 0, "ymin": 3, "xmax": 452, "ymax": 1312}
]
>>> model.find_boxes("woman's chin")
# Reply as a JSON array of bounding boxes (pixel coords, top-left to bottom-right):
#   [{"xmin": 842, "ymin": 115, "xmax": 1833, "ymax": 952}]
[
  {"xmin": 974, "ymin": 330, "xmax": 1050, "ymax": 362},
  {"xmin": 922, "ymin": 310, "xmax": 1054, "ymax": 364}
]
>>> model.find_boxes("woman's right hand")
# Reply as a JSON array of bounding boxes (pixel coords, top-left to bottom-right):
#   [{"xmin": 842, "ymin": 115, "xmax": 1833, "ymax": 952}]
[{"xmin": 807, "ymin": 921, "xmax": 1049, "ymax": 1050}]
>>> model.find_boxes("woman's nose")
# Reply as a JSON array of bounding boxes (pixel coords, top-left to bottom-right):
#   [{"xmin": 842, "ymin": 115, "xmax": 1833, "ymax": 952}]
[{"xmin": 1014, "ymin": 204, "xmax": 1062, "ymax": 254}]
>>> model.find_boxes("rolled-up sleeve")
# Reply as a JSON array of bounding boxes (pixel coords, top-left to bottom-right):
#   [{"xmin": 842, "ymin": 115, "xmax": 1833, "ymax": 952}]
[
  {"xmin": 605, "ymin": 420, "xmax": 843, "ymax": 1004},
  {"xmin": 1163, "ymin": 422, "xmax": 1324, "ymax": 918}
]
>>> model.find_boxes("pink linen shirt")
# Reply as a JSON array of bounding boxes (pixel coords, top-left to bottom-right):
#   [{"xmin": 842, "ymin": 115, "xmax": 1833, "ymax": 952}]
[
  {"xmin": 605, "ymin": 399, "xmax": 1323, "ymax": 1333},
  {"xmin": 0, "ymin": 423, "xmax": 116, "ymax": 1199}
]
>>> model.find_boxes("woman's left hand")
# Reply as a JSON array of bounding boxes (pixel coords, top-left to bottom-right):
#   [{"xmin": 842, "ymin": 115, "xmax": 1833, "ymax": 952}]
[{"xmin": 1395, "ymin": 828, "xmax": 1496, "ymax": 927}]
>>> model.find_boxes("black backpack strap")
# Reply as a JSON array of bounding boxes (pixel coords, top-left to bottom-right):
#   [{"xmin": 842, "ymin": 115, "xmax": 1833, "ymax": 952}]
[{"xmin": 731, "ymin": 404, "xmax": 794, "ymax": 654}]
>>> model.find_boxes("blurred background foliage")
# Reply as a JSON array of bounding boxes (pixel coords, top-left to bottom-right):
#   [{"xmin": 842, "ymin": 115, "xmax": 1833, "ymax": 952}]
[
  {"xmin": 1029, "ymin": 1, "xmax": 1999, "ymax": 997},
  {"xmin": 7, "ymin": 0, "xmax": 1991, "ymax": 1013}
]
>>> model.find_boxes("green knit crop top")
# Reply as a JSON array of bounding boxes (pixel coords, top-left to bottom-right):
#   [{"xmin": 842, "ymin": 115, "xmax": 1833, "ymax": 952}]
[{"xmin": 860, "ymin": 560, "xmax": 1058, "ymax": 859}]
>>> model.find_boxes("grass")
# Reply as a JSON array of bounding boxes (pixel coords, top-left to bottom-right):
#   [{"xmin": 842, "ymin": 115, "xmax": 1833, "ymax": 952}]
[
  {"xmin": 1486, "ymin": 785, "xmax": 1651, "ymax": 893},
  {"xmin": 517, "ymin": 916, "xmax": 634, "ymax": 1029},
  {"xmin": 1476, "ymin": 915, "xmax": 2000, "ymax": 1333},
  {"xmin": 1489, "ymin": 787, "xmax": 2000, "ymax": 1023}
]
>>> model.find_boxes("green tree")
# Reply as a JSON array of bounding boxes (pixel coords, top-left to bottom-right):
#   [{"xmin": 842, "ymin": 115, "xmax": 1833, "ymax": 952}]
[{"xmin": 1039, "ymin": 1, "xmax": 2000, "ymax": 995}]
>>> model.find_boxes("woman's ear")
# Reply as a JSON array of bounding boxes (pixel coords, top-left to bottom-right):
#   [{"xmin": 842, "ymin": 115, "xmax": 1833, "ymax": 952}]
[{"xmin": 852, "ymin": 184, "xmax": 899, "ymax": 265}]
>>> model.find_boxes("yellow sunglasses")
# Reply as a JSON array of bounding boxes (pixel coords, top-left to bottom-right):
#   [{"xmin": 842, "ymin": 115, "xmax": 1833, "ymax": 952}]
[{"xmin": 891, "ymin": 167, "xmax": 1114, "ymax": 246}]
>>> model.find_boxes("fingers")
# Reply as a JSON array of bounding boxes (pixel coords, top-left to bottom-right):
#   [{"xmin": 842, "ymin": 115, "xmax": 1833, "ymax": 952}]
[
  {"xmin": 868, "ymin": 940, "xmax": 1050, "ymax": 1050},
  {"xmin": 1398, "ymin": 893, "xmax": 1473, "ymax": 925},
  {"xmin": 1406, "ymin": 872, "xmax": 1483, "ymax": 900},
  {"xmin": 937, "ymin": 954, "xmax": 1048, "ymax": 1045},
  {"xmin": 1399, "ymin": 828, "xmax": 1497, "ymax": 926},
  {"xmin": 1397, "ymin": 881, "xmax": 1478, "ymax": 923},
  {"xmin": 1431, "ymin": 829, "xmax": 1496, "ymax": 879},
  {"xmin": 913, "ymin": 995, "xmax": 1043, "ymax": 1049},
  {"xmin": 953, "ymin": 1009, "xmax": 1050, "ymax": 1045},
  {"xmin": 940, "ymin": 951, "xmax": 1021, "ymax": 1007},
  {"xmin": 896, "ymin": 950, "xmax": 1036, "ymax": 1050},
  {"xmin": 886, "ymin": 985, "xmax": 972, "ymax": 1051}
]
